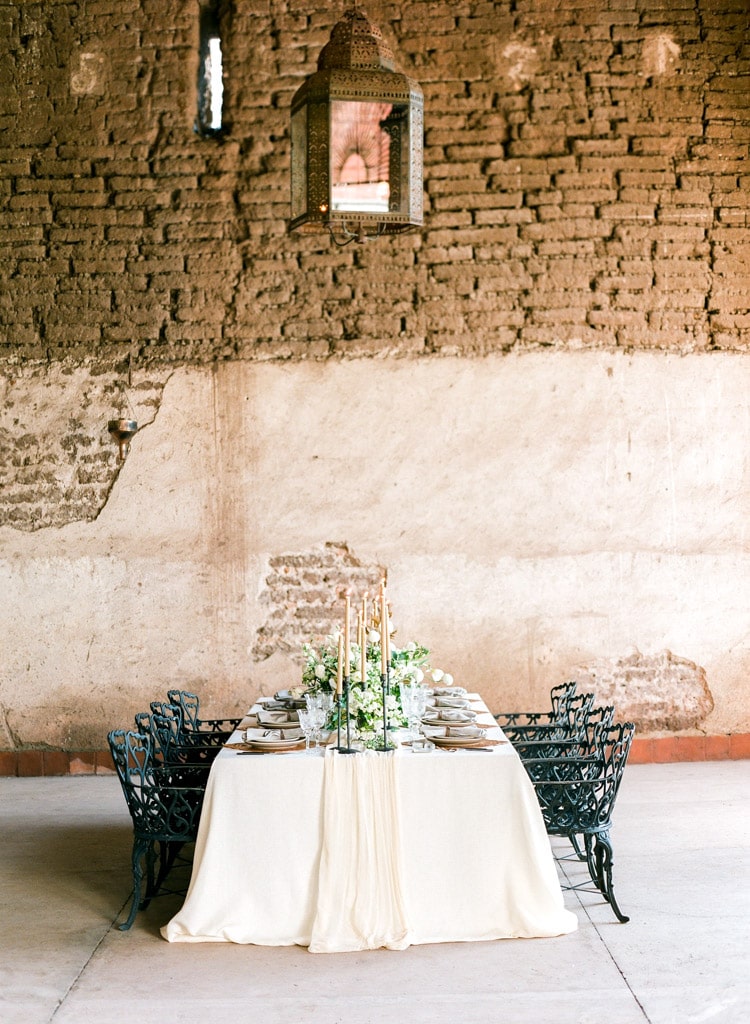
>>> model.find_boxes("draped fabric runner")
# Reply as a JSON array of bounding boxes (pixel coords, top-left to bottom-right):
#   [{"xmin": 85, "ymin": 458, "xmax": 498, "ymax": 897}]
[{"xmin": 309, "ymin": 750, "xmax": 411, "ymax": 952}]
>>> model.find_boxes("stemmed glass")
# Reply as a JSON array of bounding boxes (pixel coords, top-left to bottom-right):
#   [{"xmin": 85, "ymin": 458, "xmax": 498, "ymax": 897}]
[
  {"xmin": 297, "ymin": 709, "xmax": 316, "ymax": 753},
  {"xmin": 400, "ymin": 682, "xmax": 428, "ymax": 743},
  {"xmin": 305, "ymin": 692, "xmax": 333, "ymax": 749}
]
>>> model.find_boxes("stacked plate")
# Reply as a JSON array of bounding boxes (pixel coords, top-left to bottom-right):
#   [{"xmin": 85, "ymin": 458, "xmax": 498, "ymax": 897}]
[
  {"xmin": 243, "ymin": 727, "xmax": 304, "ymax": 752},
  {"xmin": 429, "ymin": 731, "xmax": 493, "ymax": 749},
  {"xmin": 430, "ymin": 695, "xmax": 471, "ymax": 709},
  {"xmin": 422, "ymin": 709, "xmax": 477, "ymax": 727},
  {"xmin": 256, "ymin": 709, "xmax": 300, "ymax": 729},
  {"xmin": 273, "ymin": 689, "xmax": 308, "ymax": 709}
]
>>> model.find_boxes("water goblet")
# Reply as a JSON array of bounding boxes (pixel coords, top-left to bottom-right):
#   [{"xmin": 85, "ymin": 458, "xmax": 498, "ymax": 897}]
[
  {"xmin": 313, "ymin": 706, "xmax": 328, "ymax": 747},
  {"xmin": 305, "ymin": 693, "xmax": 330, "ymax": 747},
  {"xmin": 400, "ymin": 682, "xmax": 428, "ymax": 743},
  {"xmin": 297, "ymin": 709, "xmax": 316, "ymax": 753}
]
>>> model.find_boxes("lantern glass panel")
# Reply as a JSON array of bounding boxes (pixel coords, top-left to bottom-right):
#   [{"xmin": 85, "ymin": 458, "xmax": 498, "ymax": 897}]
[{"xmin": 330, "ymin": 100, "xmax": 391, "ymax": 214}]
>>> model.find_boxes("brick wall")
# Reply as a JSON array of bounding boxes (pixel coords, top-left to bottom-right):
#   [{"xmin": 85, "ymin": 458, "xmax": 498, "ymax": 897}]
[{"xmin": 1, "ymin": 0, "xmax": 748, "ymax": 372}]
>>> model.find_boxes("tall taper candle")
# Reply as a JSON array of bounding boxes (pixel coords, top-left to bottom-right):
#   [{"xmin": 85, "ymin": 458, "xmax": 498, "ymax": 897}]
[
  {"xmin": 359, "ymin": 610, "xmax": 366, "ymax": 684},
  {"xmin": 380, "ymin": 593, "xmax": 388, "ymax": 674},
  {"xmin": 384, "ymin": 598, "xmax": 391, "ymax": 667},
  {"xmin": 344, "ymin": 591, "xmax": 351, "ymax": 677},
  {"xmin": 336, "ymin": 633, "xmax": 343, "ymax": 694}
]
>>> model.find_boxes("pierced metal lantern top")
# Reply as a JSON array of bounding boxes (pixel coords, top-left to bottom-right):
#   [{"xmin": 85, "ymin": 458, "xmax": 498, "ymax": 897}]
[
  {"xmin": 290, "ymin": 5, "xmax": 423, "ymax": 244},
  {"xmin": 317, "ymin": 7, "xmax": 397, "ymax": 73}
]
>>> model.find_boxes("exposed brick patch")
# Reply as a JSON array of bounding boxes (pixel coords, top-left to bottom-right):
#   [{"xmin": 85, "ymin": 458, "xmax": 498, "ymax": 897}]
[
  {"xmin": 0, "ymin": 367, "xmax": 168, "ymax": 531},
  {"xmin": 253, "ymin": 543, "xmax": 386, "ymax": 661},
  {"xmin": 570, "ymin": 649, "xmax": 714, "ymax": 732}
]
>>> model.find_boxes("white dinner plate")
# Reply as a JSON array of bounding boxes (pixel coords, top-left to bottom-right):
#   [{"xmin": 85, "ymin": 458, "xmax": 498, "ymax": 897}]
[
  {"xmin": 244, "ymin": 735, "xmax": 304, "ymax": 751},
  {"xmin": 245, "ymin": 728, "xmax": 302, "ymax": 743}
]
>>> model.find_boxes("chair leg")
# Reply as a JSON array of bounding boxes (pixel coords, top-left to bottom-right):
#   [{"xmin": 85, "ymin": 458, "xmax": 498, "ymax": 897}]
[
  {"xmin": 120, "ymin": 837, "xmax": 150, "ymax": 931},
  {"xmin": 154, "ymin": 839, "xmax": 185, "ymax": 893},
  {"xmin": 141, "ymin": 841, "xmax": 158, "ymax": 907},
  {"xmin": 583, "ymin": 832, "xmax": 598, "ymax": 888},
  {"xmin": 569, "ymin": 832, "xmax": 587, "ymax": 861},
  {"xmin": 589, "ymin": 832, "xmax": 630, "ymax": 924}
]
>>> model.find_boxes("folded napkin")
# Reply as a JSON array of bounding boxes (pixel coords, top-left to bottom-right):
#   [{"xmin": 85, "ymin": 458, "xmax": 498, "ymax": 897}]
[
  {"xmin": 245, "ymin": 727, "xmax": 303, "ymax": 742},
  {"xmin": 434, "ymin": 696, "xmax": 470, "ymax": 708},
  {"xmin": 257, "ymin": 709, "xmax": 298, "ymax": 726},
  {"xmin": 445, "ymin": 725, "xmax": 484, "ymax": 738},
  {"xmin": 433, "ymin": 686, "xmax": 467, "ymax": 697},
  {"xmin": 424, "ymin": 709, "xmax": 475, "ymax": 723},
  {"xmin": 259, "ymin": 699, "xmax": 287, "ymax": 710}
]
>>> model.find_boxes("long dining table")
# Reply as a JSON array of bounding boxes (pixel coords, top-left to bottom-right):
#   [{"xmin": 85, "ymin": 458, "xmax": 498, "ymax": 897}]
[{"xmin": 162, "ymin": 694, "xmax": 578, "ymax": 951}]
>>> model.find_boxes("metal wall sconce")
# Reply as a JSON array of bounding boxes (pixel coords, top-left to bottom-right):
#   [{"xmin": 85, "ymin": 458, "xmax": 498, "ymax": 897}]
[
  {"xmin": 290, "ymin": 4, "xmax": 423, "ymax": 245},
  {"xmin": 108, "ymin": 378, "xmax": 138, "ymax": 461},
  {"xmin": 108, "ymin": 419, "xmax": 138, "ymax": 461}
]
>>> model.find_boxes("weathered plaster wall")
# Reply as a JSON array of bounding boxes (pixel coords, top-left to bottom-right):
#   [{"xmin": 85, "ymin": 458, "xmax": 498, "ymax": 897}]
[
  {"xmin": 1, "ymin": 354, "xmax": 749, "ymax": 749},
  {"xmin": 1, "ymin": 1, "xmax": 749, "ymax": 751}
]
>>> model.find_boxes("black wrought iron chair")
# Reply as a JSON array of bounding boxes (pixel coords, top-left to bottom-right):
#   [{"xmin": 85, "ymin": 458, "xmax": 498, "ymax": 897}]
[
  {"xmin": 514, "ymin": 704, "xmax": 616, "ymax": 862},
  {"xmin": 523, "ymin": 721, "xmax": 636, "ymax": 922},
  {"xmin": 166, "ymin": 689, "xmax": 242, "ymax": 745},
  {"xmin": 512, "ymin": 704, "xmax": 616, "ymax": 764},
  {"xmin": 109, "ymin": 728, "xmax": 207, "ymax": 930},
  {"xmin": 142, "ymin": 704, "xmax": 221, "ymax": 770},
  {"xmin": 494, "ymin": 680, "xmax": 576, "ymax": 733},
  {"xmin": 496, "ymin": 683, "xmax": 596, "ymax": 745}
]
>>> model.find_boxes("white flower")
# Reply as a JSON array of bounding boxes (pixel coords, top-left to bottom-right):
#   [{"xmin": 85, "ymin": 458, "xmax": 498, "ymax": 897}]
[
  {"xmin": 442, "ymin": 672, "xmax": 454, "ymax": 686},
  {"xmin": 431, "ymin": 668, "xmax": 444, "ymax": 682},
  {"xmin": 413, "ymin": 668, "xmax": 424, "ymax": 683},
  {"xmin": 314, "ymin": 663, "xmax": 326, "ymax": 680}
]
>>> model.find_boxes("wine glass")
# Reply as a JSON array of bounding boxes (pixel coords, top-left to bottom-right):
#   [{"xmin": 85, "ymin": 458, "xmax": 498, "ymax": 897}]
[
  {"xmin": 400, "ymin": 683, "xmax": 428, "ymax": 742},
  {"xmin": 305, "ymin": 692, "xmax": 332, "ymax": 747},
  {"xmin": 297, "ymin": 709, "xmax": 316, "ymax": 753}
]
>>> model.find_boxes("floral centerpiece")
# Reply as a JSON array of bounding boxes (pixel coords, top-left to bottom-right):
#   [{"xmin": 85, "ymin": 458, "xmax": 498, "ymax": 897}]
[{"xmin": 301, "ymin": 587, "xmax": 431, "ymax": 742}]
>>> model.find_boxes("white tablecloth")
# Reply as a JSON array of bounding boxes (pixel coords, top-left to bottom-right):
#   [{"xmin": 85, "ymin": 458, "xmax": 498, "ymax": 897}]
[{"xmin": 162, "ymin": 698, "xmax": 577, "ymax": 950}]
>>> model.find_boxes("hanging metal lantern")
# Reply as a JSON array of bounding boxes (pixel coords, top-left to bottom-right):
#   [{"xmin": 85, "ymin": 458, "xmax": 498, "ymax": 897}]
[{"xmin": 290, "ymin": 5, "xmax": 423, "ymax": 244}]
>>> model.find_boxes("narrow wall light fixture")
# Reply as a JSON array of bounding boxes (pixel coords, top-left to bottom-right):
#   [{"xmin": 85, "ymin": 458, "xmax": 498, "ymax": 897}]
[{"xmin": 108, "ymin": 380, "xmax": 138, "ymax": 462}]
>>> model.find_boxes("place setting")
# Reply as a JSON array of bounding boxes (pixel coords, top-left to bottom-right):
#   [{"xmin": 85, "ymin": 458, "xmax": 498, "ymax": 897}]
[{"xmin": 226, "ymin": 690, "xmax": 334, "ymax": 755}]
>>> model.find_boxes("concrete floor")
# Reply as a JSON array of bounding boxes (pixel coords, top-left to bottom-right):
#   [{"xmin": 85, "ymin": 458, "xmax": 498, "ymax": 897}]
[{"xmin": 1, "ymin": 761, "xmax": 748, "ymax": 1024}]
